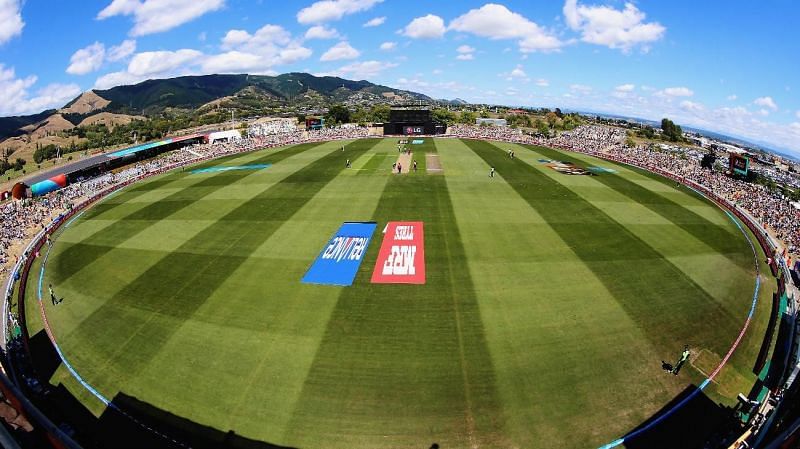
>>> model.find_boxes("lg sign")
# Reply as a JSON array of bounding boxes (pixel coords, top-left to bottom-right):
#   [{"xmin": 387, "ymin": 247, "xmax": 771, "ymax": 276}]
[{"xmin": 371, "ymin": 222, "xmax": 426, "ymax": 284}]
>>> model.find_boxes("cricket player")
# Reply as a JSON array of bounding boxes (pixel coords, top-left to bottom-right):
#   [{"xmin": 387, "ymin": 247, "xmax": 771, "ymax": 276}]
[
  {"xmin": 672, "ymin": 345, "xmax": 690, "ymax": 375},
  {"xmin": 49, "ymin": 284, "xmax": 61, "ymax": 305}
]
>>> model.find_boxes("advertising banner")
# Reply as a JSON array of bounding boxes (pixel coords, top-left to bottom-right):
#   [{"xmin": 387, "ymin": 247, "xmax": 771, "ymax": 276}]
[
  {"xmin": 302, "ymin": 222, "xmax": 377, "ymax": 286},
  {"xmin": 371, "ymin": 221, "xmax": 426, "ymax": 284}
]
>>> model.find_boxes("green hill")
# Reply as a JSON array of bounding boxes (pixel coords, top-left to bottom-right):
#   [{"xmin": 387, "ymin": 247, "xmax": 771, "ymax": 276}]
[
  {"xmin": 0, "ymin": 109, "xmax": 58, "ymax": 139},
  {"xmin": 0, "ymin": 72, "xmax": 432, "ymax": 141},
  {"xmin": 93, "ymin": 72, "xmax": 430, "ymax": 115}
]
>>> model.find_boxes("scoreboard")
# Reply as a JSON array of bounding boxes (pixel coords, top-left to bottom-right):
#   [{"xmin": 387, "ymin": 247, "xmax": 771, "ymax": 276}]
[
  {"xmin": 729, "ymin": 153, "xmax": 749, "ymax": 176},
  {"xmin": 389, "ymin": 108, "xmax": 432, "ymax": 123},
  {"xmin": 383, "ymin": 106, "xmax": 446, "ymax": 135},
  {"xmin": 305, "ymin": 117, "xmax": 324, "ymax": 130}
]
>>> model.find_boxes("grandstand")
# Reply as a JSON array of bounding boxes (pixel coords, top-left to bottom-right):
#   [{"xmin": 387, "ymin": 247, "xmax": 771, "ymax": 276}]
[{"xmin": 13, "ymin": 134, "xmax": 206, "ymax": 199}]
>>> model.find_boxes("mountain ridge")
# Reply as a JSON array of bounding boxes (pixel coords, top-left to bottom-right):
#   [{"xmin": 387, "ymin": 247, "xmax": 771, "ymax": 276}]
[{"xmin": 0, "ymin": 72, "xmax": 433, "ymax": 142}]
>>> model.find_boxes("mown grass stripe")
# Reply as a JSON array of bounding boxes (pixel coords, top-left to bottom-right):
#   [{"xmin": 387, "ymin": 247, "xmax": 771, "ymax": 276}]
[
  {"xmin": 94, "ymin": 148, "xmax": 277, "ymax": 214},
  {"xmin": 59, "ymin": 139, "xmax": 380, "ymax": 384},
  {"xmin": 524, "ymin": 145, "xmax": 750, "ymax": 268},
  {"xmin": 86, "ymin": 143, "xmax": 318, "ymax": 220},
  {"xmin": 52, "ymin": 142, "xmax": 325, "ymax": 284},
  {"xmin": 287, "ymin": 138, "xmax": 505, "ymax": 449},
  {"xmin": 461, "ymin": 138, "xmax": 743, "ymax": 355}
]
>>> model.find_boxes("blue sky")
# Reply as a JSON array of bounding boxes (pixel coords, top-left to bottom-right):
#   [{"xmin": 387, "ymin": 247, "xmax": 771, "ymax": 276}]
[{"xmin": 0, "ymin": 0, "xmax": 799, "ymax": 155}]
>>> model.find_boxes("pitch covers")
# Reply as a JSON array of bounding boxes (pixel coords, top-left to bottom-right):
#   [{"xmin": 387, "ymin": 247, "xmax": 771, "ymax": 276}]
[
  {"xmin": 371, "ymin": 221, "xmax": 426, "ymax": 284},
  {"xmin": 302, "ymin": 222, "xmax": 377, "ymax": 286}
]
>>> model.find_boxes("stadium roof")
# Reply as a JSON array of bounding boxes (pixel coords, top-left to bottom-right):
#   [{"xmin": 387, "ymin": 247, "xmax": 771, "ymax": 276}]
[
  {"xmin": 105, "ymin": 134, "xmax": 205, "ymax": 159},
  {"xmin": 22, "ymin": 133, "xmax": 207, "ymax": 186}
]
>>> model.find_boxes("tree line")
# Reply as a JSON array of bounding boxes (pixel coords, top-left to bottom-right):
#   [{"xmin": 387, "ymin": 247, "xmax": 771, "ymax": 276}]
[{"xmin": 632, "ymin": 118, "xmax": 686, "ymax": 143}]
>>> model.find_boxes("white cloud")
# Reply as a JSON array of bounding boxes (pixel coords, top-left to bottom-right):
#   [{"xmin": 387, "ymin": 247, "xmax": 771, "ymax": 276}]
[
  {"xmin": 201, "ymin": 51, "xmax": 264, "ymax": 74},
  {"xmin": 563, "ymin": 0, "xmax": 665, "ymax": 52},
  {"xmin": 727, "ymin": 94, "xmax": 737, "ymax": 101},
  {"xmin": 535, "ymin": 79, "xmax": 549, "ymax": 87},
  {"xmin": 218, "ymin": 24, "xmax": 311, "ymax": 68},
  {"xmin": 657, "ymin": 86, "xmax": 694, "ymax": 97},
  {"xmin": 518, "ymin": 34, "xmax": 564, "ymax": 53},
  {"xmin": 95, "ymin": 45, "xmax": 224, "ymax": 88},
  {"xmin": 680, "ymin": 100, "xmax": 704, "ymax": 112},
  {"xmin": 128, "ymin": 49, "xmax": 202, "ymax": 76},
  {"xmin": 757, "ymin": 108, "xmax": 770, "ymax": 117},
  {"xmin": 449, "ymin": 4, "xmax": 545, "ymax": 40},
  {"xmin": 432, "ymin": 69, "xmax": 442, "ymax": 75},
  {"xmin": 305, "ymin": 25, "xmax": 339, "ymax": 40},
  {"xmin": 499, "ymin": 65, "xmax": 529, "ymax": 82},
  {"xmin": 97, "ymin": 0, "xmax": 224, "ymax": 36},
  {"xmin": 449, "ymin": 4, "xmax": 563, "ymax": 53},
  {"xmin": 320, "ymin": 41, "xmax": 360, "ymax": 61},
  {"xmin": 88, "ymin": 24, "xmax": 312, "ymax": 85},
  {"xmin": 96, "ymin": 0, "xmax": 139, "ymax": 18},
  {"xmin": 222, "ymin": 24, "xmax": 291, "ymax": 50},
  {"xmin": 509, "ymin": 65, "xmax": 526, "ymax": 79},
  {"xmin": 277, "ymin": 46, "xmax": 314, "ymax": 64},
  {"xmin": 18, "ymin": 83, "xmax": 82, "ymax": 114},
  {"xmin": 379, "ymin": 41, "xmax": 396, "ymax": 51},
  {"xmin": 455, "ymin": 44, "xmax": 475, "ymax": 60},
  {"xmin": 0, "ymin": 65, "xmax": 81, "ymax": 115},
  {"xmin": 221, "ymin": 29, "xmax": 252, "ymax": 48},
  {"xmin": 325, "ymin": 60, "xmax": 397, "ymax": 79},
  {"xmin": 67, "ymin": 39, "xmax": 138, "ymax": 76},
  {"xmin": 402, "ymin": 14, "xmax": 446, "ymax": 39},
  {"xmin": 796, "ymin": 110, "xmax": 800, "ymax": 120},
  {"xmin": 297, "ymin": 0, "xmax": 382, "ymax": 24},
  {"xmin": 107, "ymin": 39, "xmax": 137, "ymax": 61},
  {"xmin": 363, "ymin": 16, "xmax": 385, "ymax": 27},
  {"xmin": 0, "ymin": 0, "xmax": 24, "ymax": 45},
  {"xmin": 94, "ymin": 70, "xmax": 147, "ymax": 89},
  {"xmin": 615, "ymin": 83, "xmax": 635, "ymax": 92},
  {"xmin": 753, "ymin": 96, "xmax": 777, "ymax": 110},
  {"xmin": 66, "ymin": 42, "xmax": 106, "ymax": 75}
]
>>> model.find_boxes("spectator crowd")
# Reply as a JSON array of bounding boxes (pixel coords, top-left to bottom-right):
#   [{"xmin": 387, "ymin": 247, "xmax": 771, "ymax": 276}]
[
  {"xmin": 1, "ymin": 123, "xmax": 796, "ymax": 273},
  {"xmin": 0, "ymin": 127, "xmax": 370, "ymax": 274},
  {"xmin": 447, "ymin": 124, "xmax": 798, "ymax": 257}
]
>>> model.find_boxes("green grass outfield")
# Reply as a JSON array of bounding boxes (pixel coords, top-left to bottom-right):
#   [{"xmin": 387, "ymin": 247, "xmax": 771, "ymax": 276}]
[{"xmin": 25, "ymin": 137, "xmax": 773, "ymax": 449}]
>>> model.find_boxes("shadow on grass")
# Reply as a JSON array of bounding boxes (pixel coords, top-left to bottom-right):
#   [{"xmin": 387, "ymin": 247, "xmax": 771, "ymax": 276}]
[
  {"xmin": 39, "ymin": 386, "xmax": 296, "ymax": 449},
  {"xmin": 624, "ymin": 385, "xmax": 742, "ymax": 449},
  {"xmin": 96, "ymin": 392, "xmax": 296, "ymax": 449},
  {"xmin": 27, "ymin": 330, "xmax": 62, "ymax": 382}
]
